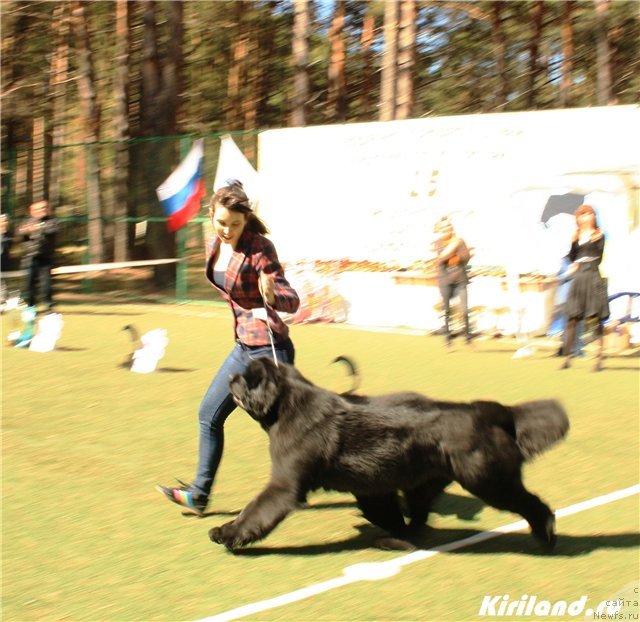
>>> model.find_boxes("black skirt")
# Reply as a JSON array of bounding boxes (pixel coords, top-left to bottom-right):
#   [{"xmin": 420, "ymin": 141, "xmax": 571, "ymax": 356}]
[{"xmin": 565, "ymin": 262, "xmax": 609, "ymax": 321}]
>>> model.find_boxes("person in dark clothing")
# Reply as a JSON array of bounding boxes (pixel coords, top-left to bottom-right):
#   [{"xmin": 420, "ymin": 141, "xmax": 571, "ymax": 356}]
[
  {"xmin": 549, "ymin": 254, "xmax": 584, "ymax": 357},
  {"xmin": 560, "ymin": 204, "xmax": 609, "ymax": 372},
  {"xmin": 433, "ymin": 216, "xmax": 472, "ymax": 347},
  {"xmin": 1, "ymin": 213, "xmax": 12, "ymax": 266},
  {"xmin": 18, "ymin": 200, "xmax": 58, "ymax": 311},
  {"xmin": 1, "ymin": 213, "xmax": 13, "ymax": 304}
]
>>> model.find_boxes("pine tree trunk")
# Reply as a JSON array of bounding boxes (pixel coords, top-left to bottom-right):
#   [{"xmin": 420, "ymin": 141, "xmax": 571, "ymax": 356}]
[
  {"xmin": 560, "ymin": 0, "xmax": 575, "ymax": 108},
  {"xmin": 380, "ymin": 0, "xmax": 399, "ymax": 121},
  {"xmin": 48, "ymin": 2, "xmax": 70, "ymax": 211},
  {"xmin": 242, "ymin": 6, "xmax": 260, "ymax": 160},
  {"xmin": 139, "ymin": 0, "xmax": 184, "ymax": 286},
  {"xmin": 328, "ymin": 0, "xmax": 347, "ymax": 122},
  {"xmin": 490, "ymin": 1, "xmax": 508, "ymax": 110},
  {"xmin": 226, "ymin": 1, "xmax": 246, "ymax": 131},
  {"xmin": 396, "ymin": 0, "xmax": 416, "ymax": 120},
  {"xmin": 72, "ymin": 2, "xmax": 104, "ymax": 263},
  {"xmin": 526, "ymin": 0, "xmax": 545, "ymax": 109},
  {"xmin": 140, "ymin": 1, "xmax": 183, "ymax": 136},
  {"xmin": 256, "ymin": 22, "xmax": 276, "ymax": 129},
  {"xmin": 165, "ymin": 0, "xmax": 183, "ymax": 133},
  {"xmin": 291, "ymin": 0, "xmax": 310, "ymax": 127},
  {"xmin": 360, "ymin": 10, "xmax": 376, "ymax": 121},
  {"xmin": 113, "ymin": 0, "xmax": 130, "ymax": 262},
  {"xmin": 595, "ymin": 0, "xmax": 613, "ymax": 105}
]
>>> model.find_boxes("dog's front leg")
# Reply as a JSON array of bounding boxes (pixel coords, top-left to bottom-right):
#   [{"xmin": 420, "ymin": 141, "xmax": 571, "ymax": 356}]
[{"xmin": 209, "ymin": 480, "xmax": 298, "ymax": 551}]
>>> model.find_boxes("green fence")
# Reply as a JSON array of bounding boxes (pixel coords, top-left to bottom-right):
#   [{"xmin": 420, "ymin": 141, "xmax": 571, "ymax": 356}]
[{"xmin": 1, "ymin": 131, "xmax": 260, "ymax": 303}]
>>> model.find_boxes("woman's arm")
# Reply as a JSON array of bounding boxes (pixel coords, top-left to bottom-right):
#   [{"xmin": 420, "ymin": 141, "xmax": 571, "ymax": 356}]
[
  {"xmin": 257, "ymin": 238, "xmax": 300, "ymax": 313},
  {"xmin": 17, "ymin": 219, "xmax": 36, "ymax": 237},
  {"xmin": 42, "ymin": 219, "xmax": 58, "ymax": 235},
  {"xmin": 437, "ymin": 236, "xmax": 462, "ymax": 263}
]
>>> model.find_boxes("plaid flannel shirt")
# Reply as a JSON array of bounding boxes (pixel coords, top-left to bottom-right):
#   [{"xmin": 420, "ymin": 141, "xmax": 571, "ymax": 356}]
[{"xmin": 205, "ymin": 229, "xmax": 300, "ymax": 346}]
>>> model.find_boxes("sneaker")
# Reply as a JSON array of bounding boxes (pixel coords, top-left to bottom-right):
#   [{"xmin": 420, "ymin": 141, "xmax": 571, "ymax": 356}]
[{"xmin": 156, "ymin": 481, "xmax": 207, "ymax": 516}]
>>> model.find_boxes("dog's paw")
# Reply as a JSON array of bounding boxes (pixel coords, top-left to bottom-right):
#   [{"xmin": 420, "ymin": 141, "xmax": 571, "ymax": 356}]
[
  {"xmin": 209, "ymin": 521, "xmax": 236, "ymax": 544},
  {"xmin": 531, "ymin": 514, "xmax": 557, "ymax": 552},
  {"xmin": 208, "ymin": 526, "xmax": 225, "ymax": 544},
  {"xmin": 542, "ymin": 514, "xmax": 557, "ymax": 550},
  {"xmin": 226, "ymin": 535, "xmax": 248, "ymax": 553}
]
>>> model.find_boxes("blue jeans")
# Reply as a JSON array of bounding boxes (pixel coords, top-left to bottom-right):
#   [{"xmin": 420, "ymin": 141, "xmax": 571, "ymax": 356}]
[
  {"xmin": 439, "ymin": 280, "xmax": 471, "ymax": 343},
  {"xmin": 192, "ymin": 338, "xmax": 295, "ymax": 497}
]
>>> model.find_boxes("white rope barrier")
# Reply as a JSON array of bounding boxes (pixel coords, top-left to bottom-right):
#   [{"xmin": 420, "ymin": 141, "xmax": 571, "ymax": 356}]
[{"xmin": 1, "ymin": 258, "xmax": 180, "ymax": 278}]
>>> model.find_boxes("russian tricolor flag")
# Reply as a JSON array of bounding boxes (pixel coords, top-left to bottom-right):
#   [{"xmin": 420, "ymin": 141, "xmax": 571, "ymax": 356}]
[{"xmin": 156, "ymin": 139, "xmax": 206, "ymax": 232}]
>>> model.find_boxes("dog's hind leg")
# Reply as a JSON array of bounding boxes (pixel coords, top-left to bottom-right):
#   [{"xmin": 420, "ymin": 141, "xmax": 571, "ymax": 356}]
[
  {"xmin": 355, "ymin": 493, "xmax": 407, "ymax": 536},
  {"xmin": 403, "ymin": 477, "xmax": 452, "ymax": 532},
  {"xmin": 462, "ymin": 477, "xmax": 556, "ymax": 549}
]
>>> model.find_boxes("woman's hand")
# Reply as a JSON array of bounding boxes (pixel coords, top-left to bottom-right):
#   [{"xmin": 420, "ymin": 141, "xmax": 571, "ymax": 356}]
[{"xmin": 259, "ymin": 272, "xmax": 275, "ymax": 305}]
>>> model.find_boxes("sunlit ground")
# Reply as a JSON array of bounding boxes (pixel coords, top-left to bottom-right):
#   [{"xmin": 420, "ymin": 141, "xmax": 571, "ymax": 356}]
[{"xmin": 2, "ymin": 302, "xmax": 638, "ymax": 621}]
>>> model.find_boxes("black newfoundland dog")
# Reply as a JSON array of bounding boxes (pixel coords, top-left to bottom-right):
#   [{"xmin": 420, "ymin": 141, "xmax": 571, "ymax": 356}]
[{"xmin": 209, "ymin": 358, "xmax": 569, "ymax": 552}]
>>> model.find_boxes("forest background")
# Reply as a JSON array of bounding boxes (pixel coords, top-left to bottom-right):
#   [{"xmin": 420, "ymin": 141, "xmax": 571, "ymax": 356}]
[{"xmin": 1, "ymin": 0, "xmax": 638, "ymax": 285}]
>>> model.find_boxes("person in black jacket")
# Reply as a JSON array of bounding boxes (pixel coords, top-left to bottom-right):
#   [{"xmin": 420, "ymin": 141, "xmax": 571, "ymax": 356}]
[
  {"xmin": 18, "ymin": 200, "xmax": 58, "ymax": 311},
  {"xmin": 560, "ymin": 204, "xmax": 609, "ymax": 371},
  {"xmin": 1, "ymin": 212, "xmax": 13, "ymax": 304}
]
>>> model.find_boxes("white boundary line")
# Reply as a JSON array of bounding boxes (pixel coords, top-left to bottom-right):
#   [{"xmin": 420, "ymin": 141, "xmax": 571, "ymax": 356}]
[{"xmin": 196, "ymin": 484, "xmax": 640, "ymax": 622}]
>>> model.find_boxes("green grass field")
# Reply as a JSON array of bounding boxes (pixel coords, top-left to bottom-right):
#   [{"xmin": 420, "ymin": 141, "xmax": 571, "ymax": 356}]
[{"xmin": 2, "ymin": 302, "xmax": 639, "ymax": 622}]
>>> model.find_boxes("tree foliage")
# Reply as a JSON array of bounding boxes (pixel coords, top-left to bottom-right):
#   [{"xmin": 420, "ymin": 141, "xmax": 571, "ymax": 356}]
[{"xmin": 1, "ymin": 0, "xmax": 637, "ymax": 262}]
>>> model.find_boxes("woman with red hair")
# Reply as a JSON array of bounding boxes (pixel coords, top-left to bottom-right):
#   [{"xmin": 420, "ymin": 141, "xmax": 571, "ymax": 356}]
[{"xmin": 561, "ymin": 204, "xmax": 609, "ymax": 371}]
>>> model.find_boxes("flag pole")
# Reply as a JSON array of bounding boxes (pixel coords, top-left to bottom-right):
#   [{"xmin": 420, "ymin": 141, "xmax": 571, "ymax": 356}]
[{"xmin": 175, "ymin": 137, "xmax": 190, "ymax": 301}]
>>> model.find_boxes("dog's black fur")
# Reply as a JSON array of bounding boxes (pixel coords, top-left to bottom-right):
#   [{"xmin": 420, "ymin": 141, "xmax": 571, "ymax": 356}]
[{"xmin": 209, "ymin": 358, "xmax": 569, "ymax": 552}]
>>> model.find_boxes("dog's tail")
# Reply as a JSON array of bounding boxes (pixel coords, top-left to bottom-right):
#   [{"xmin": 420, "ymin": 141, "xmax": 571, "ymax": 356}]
[
  {"xmin": 511, "ymin": 400, "xmax": 570, "ymax": 461},
  {"xmin": 331, "ymin": 355, "xmax": 361, "ymax": 395},
  {"xmin": 121, "ymin": 324, "xmax": 142, "ymax": 367}
]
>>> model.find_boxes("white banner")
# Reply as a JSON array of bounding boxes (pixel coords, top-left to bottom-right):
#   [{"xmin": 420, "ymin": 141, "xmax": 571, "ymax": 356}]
[
  {"xmin": 258, "ymin": 106, "xmax": 639, "ymax": 290},
  {"xmin": 213, "ymin": 135, "xmax": 260, "ymax": 209}
]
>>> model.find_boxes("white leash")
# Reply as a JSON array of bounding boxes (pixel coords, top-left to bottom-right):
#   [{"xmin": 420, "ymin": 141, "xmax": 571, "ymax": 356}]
[
  {"xmin": 265, "ymin": 308, "xmax": 279, "ymax": 367},
  {"xmin": 259, "ymin": 274, "xmax": 279, "ymax": 367}
]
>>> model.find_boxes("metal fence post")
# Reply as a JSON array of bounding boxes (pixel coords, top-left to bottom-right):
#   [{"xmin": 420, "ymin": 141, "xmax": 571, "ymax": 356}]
[
  {"xmin": 82, "ymin": 142, "xmax": 92, "ymax": 294},
  {"xmin": 175, "ymin": 137, "xmax": 190, "ymax": 301}
]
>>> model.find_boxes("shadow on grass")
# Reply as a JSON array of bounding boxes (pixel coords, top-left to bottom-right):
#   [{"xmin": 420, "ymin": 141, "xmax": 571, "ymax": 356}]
[
  {"xmin": 296, "ymin": 491, "xmax": 483, "ymax": 519},
  {"xmin": 62, "ymin": 309, "xmax": 146, "ymax": 317},
  {"xmin": 432, "ymin": 491, "xmax": 485, "ymax": 521},
  {"xmin": 183, "ymin": 509, "xmax": 241, "ymax": 519},
  {"xmin": 55, "ymin": 345, "xmax": 89, "ymax": 352},
  {"xmin": 115, "ymin": 362, "xmax": 196, "ymax": 373},
  {"xmin": 618, "ymin": 353, "xmax": 640, "ymax": 360},
  {"xmin": 229, "ymin": 525, "xmax": 382, "ymax": 556},
  {"xmin": 230, "ymin": 523, "xmax": 639, "ymax": 557},
  {"xmin": 302, "ymin": 500, "xmax": 356, "ymax": 511}
]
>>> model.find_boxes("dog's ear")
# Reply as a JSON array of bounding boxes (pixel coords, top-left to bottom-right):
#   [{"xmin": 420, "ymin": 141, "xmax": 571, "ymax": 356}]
[
  {"xmin": 256, "ymin": 356, "xmax": 285, "ymax": 384},
  {"xmin": 243, "ymin": 357, "xmax": 282, "ymax": 424},
  {"xmin": 257, "ymin": 356, "xmax": 279, "ymax": 373}
]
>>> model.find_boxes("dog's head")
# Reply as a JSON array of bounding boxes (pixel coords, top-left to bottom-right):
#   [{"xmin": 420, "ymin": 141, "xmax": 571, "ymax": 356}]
[{"xmin": 229, "ymin": 357, "xmax": 284, "ymax": 427}]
